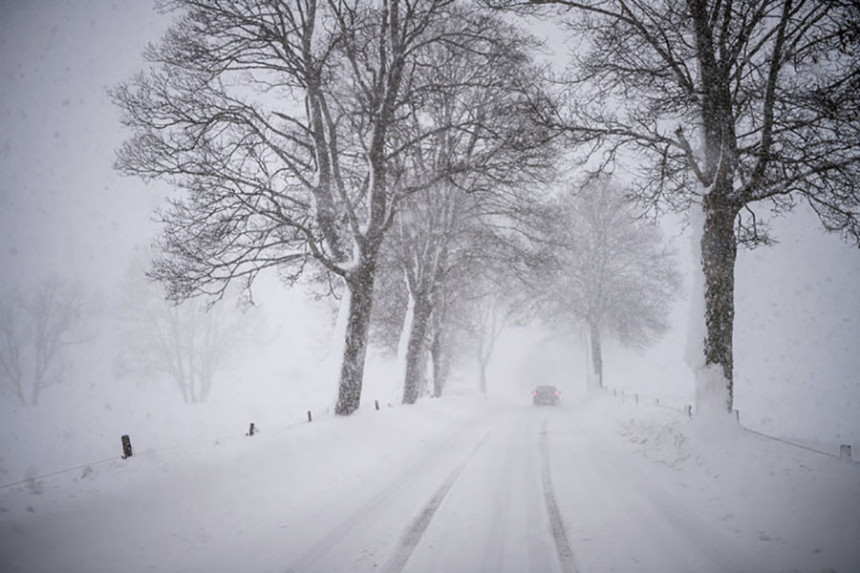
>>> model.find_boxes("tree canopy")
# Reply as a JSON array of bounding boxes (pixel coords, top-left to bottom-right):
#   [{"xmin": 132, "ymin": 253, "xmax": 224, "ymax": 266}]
[
  {"xmin": 113, "ymin": 0, "xmax": 554, "ymax": 413},
  {"xmin": 492, "ymin": 0, "xmax": 860, "ymax": 412}
]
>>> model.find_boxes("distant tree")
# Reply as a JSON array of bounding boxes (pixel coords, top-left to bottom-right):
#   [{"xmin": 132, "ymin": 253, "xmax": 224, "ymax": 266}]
[
  {"xmin": 372, "ymin": 181, "xmax": 544, "ymax": 400},
  {"xmin": 376, "ymin": 8, "xmax": 554, "ymax": 405},
  {"xmin": 534, "ymin": 178, "xmax": 681, "ymax": 389},
  {"xmin": 492, "ymin": 0, "xmax": 860, "ymax": 413},
  {"xmin": 472, "ymin": 296, "xmax": 511, "ymax": 396},
  {"xmin": 370, "ymin": 220, "xmax": 474, "ymax": 399},
  {"xmin": 427, "ymin": 287, "xmax": 456, "ymax": 397},
  {"xmin": 113, "ymin": 0, "xmax": 551, "ymax": 415},
  {"xmin": 0, "ymin": 280, "xmax": 84, "ymax": 406},
  {"xmin": 115, "ymin": 250, "xmax": 255, "ymax": 403},
  {"xmin": 391, "ymin": 187, "xmax": 492, "ymax": 403},
  {"xmin": 452, "ymin": 214, "xmax": 540, "ymax": 396}
]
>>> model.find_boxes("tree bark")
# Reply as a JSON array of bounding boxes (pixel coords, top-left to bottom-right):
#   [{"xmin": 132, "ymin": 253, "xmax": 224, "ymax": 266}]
[
  {"xmin": 700, "ymin": 191, "xmax": 740, "ymax": 412},
  {"xmin": 588, "ymin": 319, "xmax": 604, "ymax": 390},
  {"xmin": 335, "ymin": 259, "xmax": 378, "ymax": 416},
  {"xmin": 402, "ymin": 295, "xmax": 432, "ymax": 404},
  {"xmin": 430, "ymin": 326, "xmax": 447, "ymax": 397}
]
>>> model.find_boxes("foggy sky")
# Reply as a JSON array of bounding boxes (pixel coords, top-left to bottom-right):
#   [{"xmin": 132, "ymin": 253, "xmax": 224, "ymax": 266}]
[{"xmin": 0, "ymin": 0, "xmax": 168, "ymax": 293}]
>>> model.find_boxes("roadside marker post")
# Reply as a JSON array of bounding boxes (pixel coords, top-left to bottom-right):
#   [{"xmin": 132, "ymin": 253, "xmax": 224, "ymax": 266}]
[{"xmin": 121, "ymin": 435, "xmax": 133, "ymax": 459}]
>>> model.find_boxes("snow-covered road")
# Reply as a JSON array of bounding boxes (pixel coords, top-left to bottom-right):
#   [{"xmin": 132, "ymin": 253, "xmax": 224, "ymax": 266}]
[
  {"xmin": 354, "ymin": 406, "xmax": 760, "ymax": 573},
  {"xmin": 1, "ymin": 396, "xmax": 857, "ymax": 572}
]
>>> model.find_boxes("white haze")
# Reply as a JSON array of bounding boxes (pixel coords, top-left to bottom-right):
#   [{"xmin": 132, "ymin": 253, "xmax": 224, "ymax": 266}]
[{"xmin": 1, "ymin": 2, "xmax": 859, "ymax": 572}]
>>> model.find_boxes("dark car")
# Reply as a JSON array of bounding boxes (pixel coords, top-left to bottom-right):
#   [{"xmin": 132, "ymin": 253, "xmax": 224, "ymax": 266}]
[{"xmin": 532, "ymin": 385, "xmax": 560, "ymax": 406}]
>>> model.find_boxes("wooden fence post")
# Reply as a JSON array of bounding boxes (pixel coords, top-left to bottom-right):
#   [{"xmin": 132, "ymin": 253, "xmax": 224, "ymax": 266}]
[
  {"xmin": 247, "ymin": 422, "xmax": 255, "ymax": 436},
  {"xmin": 307, "ymin": 410, "xmax": 312, "ymax": 422},
  {"xmin": 121, "ymin": 435, "xmax": 133, "ymax": 459}
]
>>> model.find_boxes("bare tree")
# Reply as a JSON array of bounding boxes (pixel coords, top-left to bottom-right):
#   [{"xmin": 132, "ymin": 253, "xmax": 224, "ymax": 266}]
[
  {"xmin": 534, "ymin": 178, "xmax": 681, "ymax": 389},
  {"xmin": 372, "ymin": 176, "xmax": 546, "ymax": 400},
  {"xmin": 369, "ymin": 217, "xmax": 470, "ymax": 399},
  {"xmin": 115, "ymin": 249, "xmax": 255, "ymax": 403},
  {"xmin": 449, "ymin": 214, "xmax": 541, "ymax": 396},
  {"xmin": 492, "ymin": 0, "xmax": 860, "ymax": 413},
  {"xmin": 391, "ymin": 189, "xmax": 458, "ymax": 403},
  {"xmin": 472, "ymin": 296, "xmax": 510, "ymax": 396},
  {"xmin": 370, "ymin": 10, "xmax": 555, "ymax": 404},
  {"xmin": 113, "ymin": 1, "xmax": 542, "ymax": 415},
  {"xmin": 391, "ymin": 17, "xmax": 555, "ymax": 402},
  {"xmin": 0, "ymin": 280, "xmax": 84, "ymax": 406}
]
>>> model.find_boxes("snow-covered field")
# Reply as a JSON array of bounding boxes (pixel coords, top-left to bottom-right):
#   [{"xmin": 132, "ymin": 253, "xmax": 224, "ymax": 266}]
[{"xmin": 2, "ymin": 392, "xmax": 857, "ymax": 572}]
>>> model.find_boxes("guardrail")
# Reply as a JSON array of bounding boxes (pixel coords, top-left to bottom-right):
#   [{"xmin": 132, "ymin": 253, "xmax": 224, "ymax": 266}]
[{"xmin": 604, "ymin": 387, "xmax": 855, "ymax": 463}]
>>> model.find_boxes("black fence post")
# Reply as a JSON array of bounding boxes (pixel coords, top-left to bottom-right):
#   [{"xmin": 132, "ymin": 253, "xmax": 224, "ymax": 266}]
[
  {"xmin": 121, "ymin": 435, "xmax": 133, "ymax": 459},
  {"xmin": 375, "ymin": 400, "xmax": 380, "ymax": 411},
  {"xmin": 307, "ymin": 410, "xmax": 312, "ymax": 422},
  {"xmin": 247, "ymin": 422, "xmax": 255, "ymax": 436}
]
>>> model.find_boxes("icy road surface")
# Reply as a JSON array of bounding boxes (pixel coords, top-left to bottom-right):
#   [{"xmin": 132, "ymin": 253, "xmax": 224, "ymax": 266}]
[{"xmin": 1, "ymin": 397, "xmax": 857, "ymax": 572}]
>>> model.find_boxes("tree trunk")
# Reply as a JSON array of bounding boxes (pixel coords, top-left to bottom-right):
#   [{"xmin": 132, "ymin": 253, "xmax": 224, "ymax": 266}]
[
  {"xmin": 402, "ymin": 295, "xmax": 432, "ymax": 405},
  {"xmin": 478, "ymin": 356, "xmax": 489, "ymax": 396},
  {"xmin": 176, "ymin": 371, "xmax": 189, "ymax": 404},
  {"xmin": 430, "ymin": 327, "xmax": 447, "ymax": 397},
  {"xmin": 335, "ymin": 260, "xmax": 377, "ymax": 416},
  {"xmin": 588, "ymin": 320, "xmax": 604, "ymax": 390},
  {"xmin": 700, "ymin": 192, "xmax": 740, "ymax": 413},
  {"xmin": 477, "ymin": 336, "xmax": 491, "ymax": 396},
  {"xmin": 13, "ymin": 379, "xmax": 26, "ymax": 407}
]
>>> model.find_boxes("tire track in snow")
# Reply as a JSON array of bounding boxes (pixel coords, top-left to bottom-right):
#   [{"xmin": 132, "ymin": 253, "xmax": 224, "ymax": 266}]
[
  {"xmin": 283, "ymin": 419, "xmax": 493, "ymax": 573},
  {"xmin": 480, "ymin": 413, "xmax": 524, "ymax": 572},
  {"xmin": 540, "ymin": 417, "xmax": 580, "ymax": 573},
  {"xmin": 382, "ymin": 431, "xmax": 493, "ymax": 573}
]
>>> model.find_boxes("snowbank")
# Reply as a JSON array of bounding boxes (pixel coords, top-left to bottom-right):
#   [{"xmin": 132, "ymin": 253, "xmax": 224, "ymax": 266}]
[{"xmin": 577, "ymin": 394, "xmax": 860, "ymax": 572}]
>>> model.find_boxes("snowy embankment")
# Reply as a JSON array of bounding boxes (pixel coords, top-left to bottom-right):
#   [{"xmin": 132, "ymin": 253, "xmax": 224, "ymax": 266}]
[
  {"xmin": 576, "ymin": 395, "xmax": 860, "ymax": 572},
  {"xmin": 1, "ymin": 393, "xmax": 858, "ymax": 572}
]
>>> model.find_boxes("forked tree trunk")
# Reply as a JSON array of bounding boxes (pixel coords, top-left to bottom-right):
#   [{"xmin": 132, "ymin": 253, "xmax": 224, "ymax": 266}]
[{"xmin": 335, "ymin": 259, "xmax": 378, "ymax": 416}]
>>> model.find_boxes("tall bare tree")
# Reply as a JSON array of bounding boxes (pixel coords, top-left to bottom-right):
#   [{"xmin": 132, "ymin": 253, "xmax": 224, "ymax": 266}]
[
  {"xmin": 0, "ymin": 280, "xmax": 84, "ymax": 406},
  {"xmin": 534, "ymin": 178, "xmax": 681, "ymax": 389},
  {"xmin": 113, "ymin": 1, "xmax": 537, "ymax": 414},
  {"xmin": 379, "ymin": 12, "xmax": 554, "ymax": 404},
  {"xmin": 493, "ymin": 0, "xmax": 860, "ymax": 413}
]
